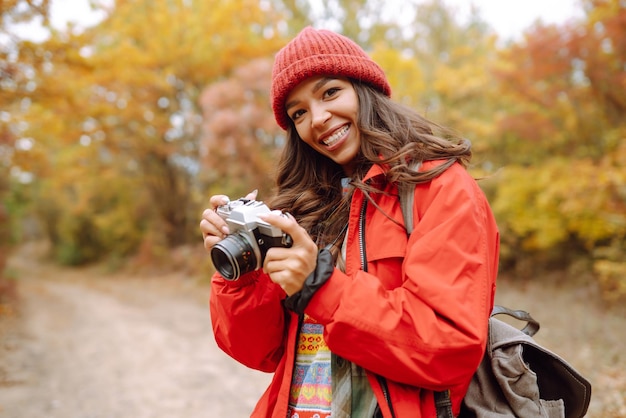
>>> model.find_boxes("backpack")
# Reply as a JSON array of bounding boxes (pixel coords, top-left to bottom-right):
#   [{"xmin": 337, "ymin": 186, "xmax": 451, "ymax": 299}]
[{"xmin": 397, "ymin": 183, "xmax": 592, "ymax": 418}]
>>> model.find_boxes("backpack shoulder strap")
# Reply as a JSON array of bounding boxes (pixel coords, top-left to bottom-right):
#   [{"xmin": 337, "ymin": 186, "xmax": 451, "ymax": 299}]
[
  {"xmin": 398, "ymin": 183, "xmax": 414, "ymax": 235},
  {"xmin": 398, "ymin": 172, "xmax": 456, "ymax": 418},
  {"xmin": 490, "ymin": 304, "xmax": 540, "ymax": 337},
  {"xmin": 397, "ymin": 161, "xmax": 421, "ymax": 235}
]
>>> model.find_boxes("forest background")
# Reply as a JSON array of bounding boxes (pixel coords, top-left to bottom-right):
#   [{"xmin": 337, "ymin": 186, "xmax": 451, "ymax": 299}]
[
  {"xmin": 0, "ymin": 0, "xmax": 625, "ymax": 416},
  {"xmin": 3, "ymin": 0, "xmax": 624, "ymax": 300}
]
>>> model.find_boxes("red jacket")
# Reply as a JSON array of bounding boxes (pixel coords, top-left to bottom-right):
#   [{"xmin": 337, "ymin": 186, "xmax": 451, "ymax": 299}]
[{"xmin": 210, "ymin": 161, "xmax": 499, "ymax": 417}]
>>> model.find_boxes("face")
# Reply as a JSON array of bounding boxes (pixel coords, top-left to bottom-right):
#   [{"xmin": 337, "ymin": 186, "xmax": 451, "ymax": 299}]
[{"xmin": 285, "ymin": 76, "xmax": 360, "ymax": 176}]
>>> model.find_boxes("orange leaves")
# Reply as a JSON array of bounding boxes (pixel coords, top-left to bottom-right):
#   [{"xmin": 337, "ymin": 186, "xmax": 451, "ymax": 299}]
[
  {"xmin": 1, "ymin": 0, "xmax": 623, "ymax": 277},
  {"xmin": 1, "ymin": 0, "xmax": 289, "ymax": 263},
  {"xmin": 468, "ymin": 1, "xmax": 626, "ymax": 284},
  {"xmin": 198, "ymin": 58, "xmax": 280, "ymax": 199},
  {"xmin": 492, "ymin": 0, "xmax": 625, "ymax": 161}
]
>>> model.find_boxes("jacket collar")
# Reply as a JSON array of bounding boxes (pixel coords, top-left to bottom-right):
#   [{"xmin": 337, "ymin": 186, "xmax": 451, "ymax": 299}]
[{"xmin": 362, "ymin": 163, "xmax": 388, "ymax": 184}]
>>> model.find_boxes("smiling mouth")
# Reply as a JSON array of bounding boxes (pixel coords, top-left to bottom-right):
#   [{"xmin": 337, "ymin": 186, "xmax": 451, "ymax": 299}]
[{"xmin": 322, "ymin": 125, "xmax": 349, "ymax": 146}]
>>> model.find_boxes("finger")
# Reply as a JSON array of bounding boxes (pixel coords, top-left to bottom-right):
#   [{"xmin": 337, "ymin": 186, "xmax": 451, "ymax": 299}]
[
  {"xmin": 258, "ymin": 212, "xmax": 309, "ymax": 244},
  {"xmin": 200, "ymin": 208, "xmax": 229, "ymax": 234},
  {"xmin": 199, "ymin": 217, "xmax": 227, "ymax": 238},
  {"xmin": 209, "ymin": 195, "xmax": 231, "ymax": 210},
  {"xmin": 265, "ymin": 248, "xmax": 312, "ymax": 276},
  {"xmin": 263, "ymin": 264, "xmax": 306, "ymax": 296},
  {"xmin": 200, "ymin": 212, "xmax": 230, "ymax": 250},
  {"xmin": 202, "ymin": 234, "xmax": 222, "ymax": 252},
  {"xmin": 200, "ymin": 225, "xmax": 223, "ymax": 252},
  {"xmin": 244, "ymin": 189, "xmax": 258, "ymax": 200}
]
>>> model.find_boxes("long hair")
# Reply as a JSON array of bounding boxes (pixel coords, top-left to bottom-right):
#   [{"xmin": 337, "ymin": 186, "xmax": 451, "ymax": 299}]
[{"xmin": 266, "ymin": 80, "xmax": 472, "ymax": 250}]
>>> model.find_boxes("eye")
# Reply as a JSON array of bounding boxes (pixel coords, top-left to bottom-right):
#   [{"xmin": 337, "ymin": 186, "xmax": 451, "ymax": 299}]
[
  {"xmin": 290, "ymin": 108, "xmax": 306, "ymax": 121},
  {"xmin": 323, "ymin": 87, "xmax": 340, "ymax": 99}
]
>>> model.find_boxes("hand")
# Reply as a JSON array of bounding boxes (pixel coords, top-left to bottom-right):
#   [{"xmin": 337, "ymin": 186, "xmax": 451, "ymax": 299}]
[
  {"xmin": 258, "ymin": 212, "xmax": 318, "ymax": 296},
  {"xmin": 199, "ymin": 189, "xmax": 258, "ymax": 253}
]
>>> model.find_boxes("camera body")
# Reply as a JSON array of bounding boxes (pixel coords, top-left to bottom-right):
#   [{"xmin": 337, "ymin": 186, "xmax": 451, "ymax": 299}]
[{"xmin": 211, "ymin": 198, "xmax": 293, "ymax": 281}]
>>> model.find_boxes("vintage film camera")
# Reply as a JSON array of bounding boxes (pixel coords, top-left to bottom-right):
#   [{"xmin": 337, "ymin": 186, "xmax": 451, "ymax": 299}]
[{"xmin": 211, "ymin": 199, "xmax": 293, "ymax": 281}]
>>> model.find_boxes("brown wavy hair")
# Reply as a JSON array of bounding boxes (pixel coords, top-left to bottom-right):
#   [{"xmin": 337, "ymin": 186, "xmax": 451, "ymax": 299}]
[{"xmin": 266, "ymin": 81, "xmax": 472, "ymax": 251}]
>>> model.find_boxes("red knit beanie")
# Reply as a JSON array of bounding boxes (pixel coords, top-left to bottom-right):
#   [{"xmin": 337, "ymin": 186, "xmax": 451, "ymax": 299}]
[{"xmin": 271, "ymin": 26, "xmax": 391, "ymax": 130}]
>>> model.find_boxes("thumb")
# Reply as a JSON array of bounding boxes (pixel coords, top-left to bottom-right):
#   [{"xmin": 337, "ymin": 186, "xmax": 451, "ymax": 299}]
[{"xmin": 245, "ymin": 189, "xmax": 258, "ymax": 200}]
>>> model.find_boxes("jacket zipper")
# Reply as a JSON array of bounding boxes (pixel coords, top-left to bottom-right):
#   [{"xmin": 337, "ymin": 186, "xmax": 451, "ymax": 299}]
[
  {"xmin": 359, "ymin": 198, "xmax": 368, "ymax": 271},
  {"xmin": 377, "ymin": 377, "xmax": 396, "ymax": 418},
  {"xmin": 359, "ymin": 198, "xmax": 396, "ymax": 418}
]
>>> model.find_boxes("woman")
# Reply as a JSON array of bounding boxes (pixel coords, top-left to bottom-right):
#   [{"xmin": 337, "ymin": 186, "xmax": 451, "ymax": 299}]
[{"xmin": 200, "ymin": 27, "xmax": 499, "ymax": 418}]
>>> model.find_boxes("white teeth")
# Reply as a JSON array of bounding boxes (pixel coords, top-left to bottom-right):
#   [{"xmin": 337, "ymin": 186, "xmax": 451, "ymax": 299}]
[{"xmin": 322, "ymin": 125, "xmax": 349, "ymax": 146}]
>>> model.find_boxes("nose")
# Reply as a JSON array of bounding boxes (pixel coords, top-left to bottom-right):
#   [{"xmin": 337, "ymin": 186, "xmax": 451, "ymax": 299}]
[{"xmin": 310, "ymin": 103, "xmax": 331, "ymax": 129}]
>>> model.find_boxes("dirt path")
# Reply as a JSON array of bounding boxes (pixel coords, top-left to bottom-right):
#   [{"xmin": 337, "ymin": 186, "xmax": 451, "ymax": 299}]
[
  {"xmin": 0, "ymin": 245, "xmax": 271, "ymax": 418},
  {"xmin": 1, "ymin": 244, "xmax": 625, "ymax": 417}
]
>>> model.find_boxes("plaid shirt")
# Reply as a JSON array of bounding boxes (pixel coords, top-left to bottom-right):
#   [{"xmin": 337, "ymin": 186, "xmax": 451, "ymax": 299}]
[{"xmin": 332, "ymin": 354, "xmax": 378, "ymax": 417}]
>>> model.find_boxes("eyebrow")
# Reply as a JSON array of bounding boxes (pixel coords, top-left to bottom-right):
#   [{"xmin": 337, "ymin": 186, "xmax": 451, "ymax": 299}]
[{"xmin": 285, "ymin": 77, "xmax": 336, "ymax": 113}]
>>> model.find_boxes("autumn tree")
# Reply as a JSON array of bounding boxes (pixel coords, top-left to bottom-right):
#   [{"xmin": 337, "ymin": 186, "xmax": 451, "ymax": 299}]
[
  {"xmin": 1, "ymin": 0, "xmax": 53, "ymax": 287},
  {"xmin": 198, "ymin": 58, "xmax": 282, "ymax": 201},
  {"xmin": 488, "ymin": 0, "xmax": 626, "ymax": 298},
  {"xmin": 7, "ymin": 0, "xmax": 621, "ymax": 300},
  {"xmin": 5, "ymin": 0, "xmax": 285, "ymax": 265},
  {"xmin": 403, "ymin": 0, "xmax": 498, "ymax": 160}
]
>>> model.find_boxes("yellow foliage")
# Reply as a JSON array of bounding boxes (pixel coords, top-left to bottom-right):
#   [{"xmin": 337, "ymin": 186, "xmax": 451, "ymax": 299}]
[
  {"xmin": 4, "ymin": 0, "xmax": 290, "ymax": 263},
  {"xmin": 493, "ymin": 145, "xmax": 626, "ymax": 264},
  {"xmin": 3, "ymin": 0, "xmax": 623, "ymax": 293},
  {"xmin": 370, "ymin": 44, "xmax": 424, "ymax": 106}
]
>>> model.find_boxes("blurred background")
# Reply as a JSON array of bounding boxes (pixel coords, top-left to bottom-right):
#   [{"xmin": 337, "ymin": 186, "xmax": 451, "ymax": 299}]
[{"xmin": 0, "ymin": 0, "xmax": 624, "ymax": 417}]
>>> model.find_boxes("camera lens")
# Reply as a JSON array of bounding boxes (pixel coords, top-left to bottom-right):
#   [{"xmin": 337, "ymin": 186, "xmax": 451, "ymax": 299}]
[{"xmin": 210, "ymin": 232, "xmax": 258, "ymax": 280}]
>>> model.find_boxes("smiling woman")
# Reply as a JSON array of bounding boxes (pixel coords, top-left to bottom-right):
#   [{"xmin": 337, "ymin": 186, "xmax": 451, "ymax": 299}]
[{"xmin": 200, "ymin": 26, "xmax": 500, "ymax": 418}]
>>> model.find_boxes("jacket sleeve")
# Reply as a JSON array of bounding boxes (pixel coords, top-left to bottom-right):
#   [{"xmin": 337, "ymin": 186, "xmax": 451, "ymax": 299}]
[
  {"xmin": 209, "ymin": 269, "xmax": 288, "ymax": 372},
  {"xmin": 305, "ymin": 164, "xmax": 499, "ymax": 390}
]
